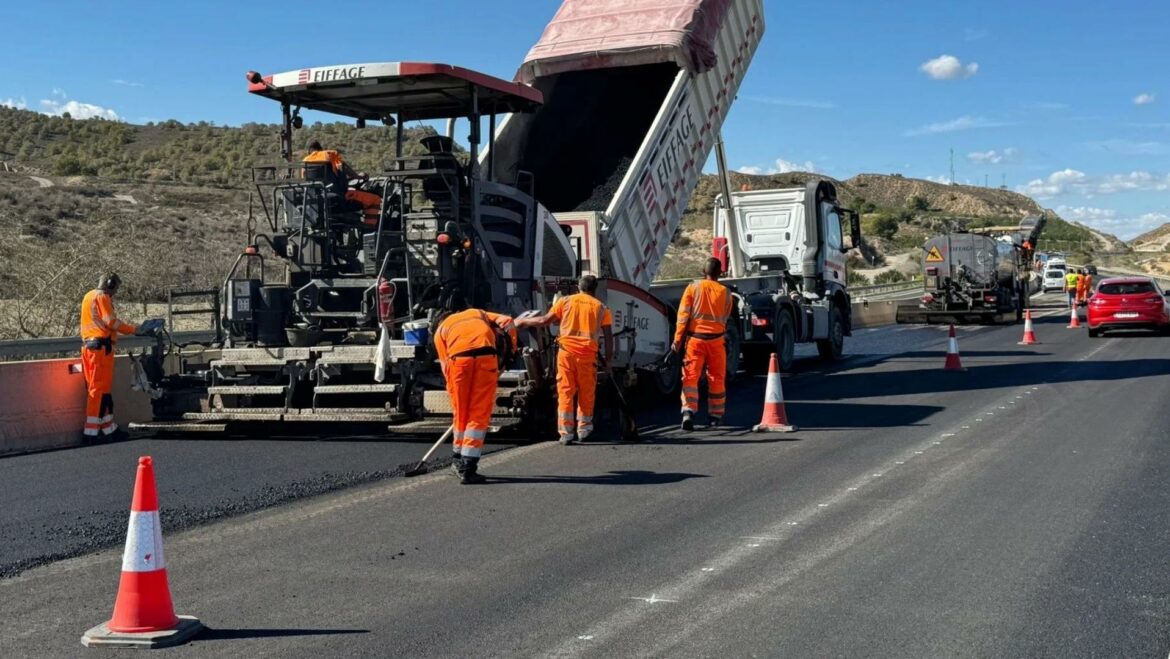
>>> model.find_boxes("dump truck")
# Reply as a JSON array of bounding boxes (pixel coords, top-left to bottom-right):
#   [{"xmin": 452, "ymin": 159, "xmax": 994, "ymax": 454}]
[{"xmin": 896, "ymin": 215, "xmax": 1047, "ymax": 325}]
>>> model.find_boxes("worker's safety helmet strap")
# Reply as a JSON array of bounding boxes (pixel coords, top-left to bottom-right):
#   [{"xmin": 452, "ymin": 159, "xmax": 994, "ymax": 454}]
[{"xmin": 98, "ymin": 272, "xmax": 122, "ymax": 292}]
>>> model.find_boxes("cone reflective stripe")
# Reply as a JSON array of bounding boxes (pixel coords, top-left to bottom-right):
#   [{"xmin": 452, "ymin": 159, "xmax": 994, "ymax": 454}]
[
  {"xmin": 82, "ymin": 457, "xmax": 202, "ymax": 648},
  {"xmin": 1067, "ymin": 305, "xmax": 1081, "ymax": 328},
  {"xmin": 1018, "ymin": 309, "xmax": 1040, "ymax": 345},
  {"xmin": 752, "ymin": 353, "xmax": 796, "ymax": 433},
  {"xmin": 944, "ymin": 325, "xmax": 966, "ymax": 371}
]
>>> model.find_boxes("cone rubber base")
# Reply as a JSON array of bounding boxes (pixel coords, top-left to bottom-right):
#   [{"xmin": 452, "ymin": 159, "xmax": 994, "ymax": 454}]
[
  {"xmin": 753, "ymin": 423, "xmax": 797, "ymax": 433},
  {"xmin": 81, "ymin": 615, "xmax": 202, "ymax": 649},
  {"xmin": 1017, "ymin": 340, "xmax": 1039, "ymax": 345}
]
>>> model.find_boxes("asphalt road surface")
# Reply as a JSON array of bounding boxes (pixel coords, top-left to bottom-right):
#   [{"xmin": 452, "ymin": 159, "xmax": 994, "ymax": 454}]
[{"xmin": 2, "ymin": 294, "xmax": 1168, "ymax": 658}]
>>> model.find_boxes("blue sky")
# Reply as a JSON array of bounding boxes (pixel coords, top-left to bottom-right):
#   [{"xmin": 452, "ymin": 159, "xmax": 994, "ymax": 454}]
[{"xmin": 1, "ymin": 0, "xmax": 1167, "ymax": 238}]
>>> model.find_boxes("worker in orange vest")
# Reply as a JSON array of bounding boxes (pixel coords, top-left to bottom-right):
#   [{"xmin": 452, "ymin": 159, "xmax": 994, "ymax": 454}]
[
  {"xmin": 516, "ymin": 275, "xmax": 613, "ymax": 444},
  {"xmin": 433, "ymin": 292, "xmax": 516, "ymax": 484},
  {"xmin": 673, "ymin": 258, "xmax": 733, "ymax": 431},
  {"xmin": 79, "ymin": 273, "xmax": 138, "ymax": 441},
  {"xmin": 1077, "ymin": 268, "xmax": 1093, "ymax": 305},
  {"xmin": 302, "ymin": 140, "xmax": 383, "ymax": 213}
]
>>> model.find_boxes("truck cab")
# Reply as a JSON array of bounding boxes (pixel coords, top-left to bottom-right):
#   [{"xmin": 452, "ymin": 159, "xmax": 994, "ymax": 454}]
[{"xmin": 715, "ymin": 180, "xmax": 861, "ymax": 372}]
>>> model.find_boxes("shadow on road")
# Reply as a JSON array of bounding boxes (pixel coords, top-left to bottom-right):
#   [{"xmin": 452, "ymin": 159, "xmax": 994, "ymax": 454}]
[
  {"xmin": 485, "ymin": 470, "xmax": 707, "ymax": 486},
  {"xmin": 795, "ymin": 359, "xmax": 1170, "ymax": 402},
  {"xmin": 197, "ymin": 627, "xmax": 369, "ymax": 641}
]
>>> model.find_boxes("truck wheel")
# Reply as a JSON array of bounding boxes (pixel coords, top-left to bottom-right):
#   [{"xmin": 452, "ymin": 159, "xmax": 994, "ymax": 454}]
[
  {"xmin": 775, "ymin": 310, "xmax": 796, "ymax": 372},
  {"xmin": 724, "ymin": 323, "xmax": 742, "ymax": 381},
  {"xmin": 817, "ymin": 305, "xmax": 845, "ymax": 361}
]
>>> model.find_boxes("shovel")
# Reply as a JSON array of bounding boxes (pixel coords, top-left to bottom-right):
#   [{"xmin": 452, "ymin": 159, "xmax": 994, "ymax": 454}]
[
  {"xmin": 403, "ymin": 425, "xmax": 455, "ymax": 477},
  {"xmin": 607, "ymin": 374, "xmax": 640, "ymax": 442}
]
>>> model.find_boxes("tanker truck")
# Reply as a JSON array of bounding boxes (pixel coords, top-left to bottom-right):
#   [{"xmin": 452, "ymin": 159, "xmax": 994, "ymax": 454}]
[{"xmin": 896, "ymin": 215, "xmax": 1046, "ymax": 325}]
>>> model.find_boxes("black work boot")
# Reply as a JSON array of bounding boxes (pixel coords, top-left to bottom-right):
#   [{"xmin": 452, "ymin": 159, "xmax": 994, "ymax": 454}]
[
  {"xmin": 460, "ymin": 457, "xmax": 487, "ymax": 485},
  {"xmin": 451, "ymin": 454, "xmax": 467, "ymax": 480},
  {"xmin": 681, "ymin": 412, "xmax": 694, "ymax": 431}
]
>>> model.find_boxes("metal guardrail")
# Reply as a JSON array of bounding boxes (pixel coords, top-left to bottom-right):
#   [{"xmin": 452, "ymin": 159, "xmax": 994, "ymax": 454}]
[
  {"xmin": 851, "ymin": 279, "xmax": 923, "ymax": 297},
  {"xmin": 0, "ymin": 331, "xmax": 217, "ymax": 359}
]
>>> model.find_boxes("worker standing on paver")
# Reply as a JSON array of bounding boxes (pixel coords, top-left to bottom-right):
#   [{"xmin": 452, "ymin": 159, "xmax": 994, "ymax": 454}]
[
  {"xmin": 515, "ymin": 275, "xmax": 613, "ymax": 445},
  {"xmin": 433, "ymin": 292, "xmax": 516, "ymax": 484},
  {"xmin": 302, "ymin": 140, "xmax": 382, "ymax": 212},
  {"xmin": 673, "ymin": 258, "xmax": 732, "ymax": 431},
  {"xmin": 1064, "ymin": 269, "xmax": 1079, "ymax": 308},
  {"xmin": 79, "ymin": 274, "xmax": 137, "ymax": 441}
]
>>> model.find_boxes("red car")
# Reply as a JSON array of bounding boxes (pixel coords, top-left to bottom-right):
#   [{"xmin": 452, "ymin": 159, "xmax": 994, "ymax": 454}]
[{"xmin": 1086, "ymin": 276, "xmax": 1170, "ymax": 337}]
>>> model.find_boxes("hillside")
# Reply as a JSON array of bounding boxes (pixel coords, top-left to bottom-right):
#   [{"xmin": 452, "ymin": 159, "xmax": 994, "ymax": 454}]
[
  {"xmin": 1130, "ymin": 224, "xmax": 1170, "ymax": 252},
  {"xmin": 660, "ymin": 170, "xmax": 1121, "ymax": 282},
  {"xmin": 0, "ymin": 107, "xmax": 1130, "ymax": 336}
]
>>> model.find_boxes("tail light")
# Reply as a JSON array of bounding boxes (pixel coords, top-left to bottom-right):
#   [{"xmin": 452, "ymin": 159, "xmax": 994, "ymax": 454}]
[
  {"xmin": 983, "ymin": 294, "xmax": 997, "ymax": 302},
  {"xmin": 922, "ymin": 293, "xmax": 935, "ymax": 304},
  {"xmin": 750, "ymin": 312, "xmax": 771, "ymax": 328}
]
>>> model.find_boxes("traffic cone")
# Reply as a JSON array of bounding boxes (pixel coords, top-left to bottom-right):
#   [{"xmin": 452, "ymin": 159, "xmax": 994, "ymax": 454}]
[
  {"xmin": 1067, "ymin": 305, "xmax": 1081, "ymax": 329},
  {"xmin": 752, "ymin": 353, "xmax": 797, "ymax": 433},
  {"xmin": 82, "ymin": 457, "xmax": 203, "ymax": 649},
  {"xmin": 1018, "ymin": 309, "xmax": 1040, "ymax": 345},
  {"xmin": 944, "ymin": 325, "xmax": 966, "ymax": 371}
]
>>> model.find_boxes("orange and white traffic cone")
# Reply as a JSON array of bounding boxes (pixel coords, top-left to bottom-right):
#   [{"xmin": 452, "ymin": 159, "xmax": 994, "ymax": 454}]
[
  {"xmin": 1067, "ymin": 304, "xmax": 1081, "ymax": 328},
  {"xmin": 1018, "ymin": 309, "xmax": 1040, "ymax": 345},
  {"xmin": 82, "ymin": 457, "xmax": 203, "ymax": 649},
  {"xmin": 752, "ymin": 353, "xmax": 796, "ymax": 433},
  {"xmin": 944, "ymin": 325, "xmax": 966, "ymax": 371}
]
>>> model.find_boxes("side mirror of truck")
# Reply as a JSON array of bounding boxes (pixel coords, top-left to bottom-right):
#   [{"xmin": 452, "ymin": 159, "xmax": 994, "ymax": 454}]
[{"xmin": 840, "ymin": 208, "xmax": 862, "ymax": 253}]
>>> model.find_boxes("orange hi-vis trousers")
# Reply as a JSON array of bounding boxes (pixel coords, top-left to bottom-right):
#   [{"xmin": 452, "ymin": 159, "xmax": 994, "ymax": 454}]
[
  {"xmin": 446, "ymin": 354, "xmax": 498, "ymax": 458},
  {"xmin": 681, "ymin": 336, "xmax": 726, "ymax": 418},
  {"xmin": 82, "ymin": 345, "xmax": 117, "ymax": 437},
  {"xmin": 557, "ymin": 350, "xmax": 598, "ymax": 441}
]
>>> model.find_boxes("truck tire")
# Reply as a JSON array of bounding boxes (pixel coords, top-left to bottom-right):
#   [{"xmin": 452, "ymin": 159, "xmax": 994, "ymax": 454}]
[
  {"xmin": 775, "ymin": 310, "xmax": 796, "ymax": 372},
  {"xmin": 817, "ymin": 305, "xmax": 844, "ymax": 361}
]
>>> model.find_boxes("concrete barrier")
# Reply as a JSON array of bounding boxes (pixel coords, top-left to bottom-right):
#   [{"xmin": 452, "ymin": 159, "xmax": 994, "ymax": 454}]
[
  {"xmin": 0, "ymin": 356, "xmax": 152, "ymax": 457},
  {"xmin": 852, "ymin": 299, "xmax": 902, "ymax": 329}
]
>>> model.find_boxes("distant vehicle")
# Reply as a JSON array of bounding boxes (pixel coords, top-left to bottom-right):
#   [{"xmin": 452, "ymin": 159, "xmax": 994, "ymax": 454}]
[
  {"xmin": 1084, "ymin": 264, "xmax": 1098, "ymax": 275},
  {"xmin": 1086, "ymin": 277, "xmax": 1170, "ymax": 337},
  {"xmin": 1042, "ymin": 269, "xmax": 1066, "ymax": 293}
]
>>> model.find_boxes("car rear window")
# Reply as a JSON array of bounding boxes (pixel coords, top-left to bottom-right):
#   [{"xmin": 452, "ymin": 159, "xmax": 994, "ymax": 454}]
[
  {"xmin": 1045, "ymin": 270, "xmax": 1063, "ymax": 278},
  {"xmin": 1098, "ymin": 282, "xmax": 1156, "ymax": 295}
]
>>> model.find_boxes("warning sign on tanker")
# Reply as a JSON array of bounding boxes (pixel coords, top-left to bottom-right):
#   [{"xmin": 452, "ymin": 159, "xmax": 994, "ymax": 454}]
[{"xmin": 925, "ymin": 246, "xmax": 944, "ymax": 262}]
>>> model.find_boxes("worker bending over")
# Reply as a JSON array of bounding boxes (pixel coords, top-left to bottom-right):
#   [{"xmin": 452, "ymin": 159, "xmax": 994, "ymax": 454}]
[
  {"xmin": 433, "ymin": 292, "xmax": 516, "ymax": 484},
  {"xmin": 79, "ymin": 273, "xmax": 137, "ymax": 441},
  {"xmin": 302, "ymin": 140, "xmax": 382, "ymax": 213},
  {"xmin": 673, "ymin": 258, "xmax": 733, "ymax": 431},
  {"xmin": 516, "ymin": 275, "xmax": 613, "ymax": 445}
]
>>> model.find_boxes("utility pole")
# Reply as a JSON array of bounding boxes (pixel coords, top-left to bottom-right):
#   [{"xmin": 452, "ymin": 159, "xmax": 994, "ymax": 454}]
[
  {"xmin": 949, "ymin": 148, "xmax": 955, "ymax": 185},
  {"xmin": 985, "ymin": 174, "xmax": 989, "ymax": 188}
]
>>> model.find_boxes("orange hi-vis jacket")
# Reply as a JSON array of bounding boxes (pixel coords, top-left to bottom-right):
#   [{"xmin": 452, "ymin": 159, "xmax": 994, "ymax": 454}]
[
  {"xmin": 550, "ymin": 293, "xmax": 612, "ymax": 357},
  {"xmin": 433, "ymin": 309, "xmax": 516, "ymax": 363},
  {"xmin": 80, "ymin": 289, "xmax": 136, "ymax": 342},
  {"xmin": 302, "ymin": 149, "xmax": 343, "ymax": 173},
  {"xmin": 674, "ymin": 279, "xmax": 732, "ymax": 344}
]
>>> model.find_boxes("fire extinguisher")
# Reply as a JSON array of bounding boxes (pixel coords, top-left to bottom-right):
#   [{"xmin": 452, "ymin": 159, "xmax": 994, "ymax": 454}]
[{"xmin": 377, "ymin": 278, "xmax": 396, "ymax": 325}]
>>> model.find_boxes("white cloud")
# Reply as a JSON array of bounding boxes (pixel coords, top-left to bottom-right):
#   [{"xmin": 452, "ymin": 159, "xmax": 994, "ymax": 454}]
[
  {"xmin": 1018, "ymin": 169, "xmax": 1170, "ymax": 198},
  {"xmin": 1056, "ymin": 206, "xmax": 1117, "ymax": 221},
  {"xmin": 967, "ymin": 147, "xmax": 1018, "ymax": 164},
  {"xmin": 736, "ymin": 158, "xmax": 820, "ymax": 176},
  {"xmin": 1, "ymin": 97, "xmax": 28, "ymax": 110},
  {"xmin": 919, "ymin": 54, "xmax": 979, "ymax": 80},
  {"xmin": 112, "ymin": 79, "xmax": 144, "ymax": 87},
  {"xmin": 1134, "ymin": 92, "xmax": 1156, "ymax": 105},
  {"xmin": 963, "ymin": 28, "xmax": 989, "ymax": 42},
  {"xmin": 50, "ymin": 88, "xmax": 66, "ymax": 98},
  {"xmin": 742, "ymin": 95, "xmax": 836, "ymax": 109},
  {"xmin": 925, "ymin": 175, "xmax": 952, "ymax": 184},
  {"xmin": 39, "ymin": 97, "xmax": 119, "ymax": 120},
  {"xmin": 905, "ymin": 115, "xmax": 1009, "ymax": 136}
]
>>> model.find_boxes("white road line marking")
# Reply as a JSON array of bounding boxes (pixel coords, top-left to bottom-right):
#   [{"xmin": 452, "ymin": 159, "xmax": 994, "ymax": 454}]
[
  {"xmin": 701, "ymin": 568, "xmax": 714, "ymax": 572},
  {"xmin": 895, "ymin": 461, "xmax": 905, "ymax": 465},
  {"xmin": 941, "ymin": 433, "xmax": 955, "ymax": 437},
  {"xmin": 577, "ymin": 635, "xmax": 594, "ymax": 641},
  {"xmin": 817, "ymin": 503, "xmax": 829, "ymax": 507},
  {"xmin": 627, "ymin": 594, "xmax": 677, "ymax": 604},
  {"xmin": 742, "ymin": 536, "xmax": 782, "ymax": 541}
]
